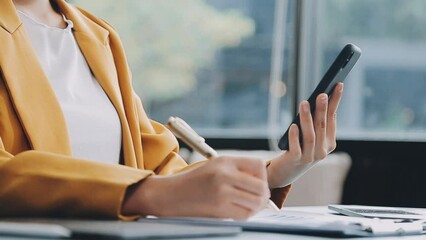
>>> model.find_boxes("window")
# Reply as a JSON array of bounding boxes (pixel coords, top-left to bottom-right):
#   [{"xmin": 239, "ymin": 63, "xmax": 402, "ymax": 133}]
[
  {"xmin": 301, "ymin": 0, "xmax": 426, "ymax": 141},
  {"xmin": 72, "ymin": 0, "xmax": 298, "ymax": 143},
  {"xmin": 73, "ymin": 0, "xmax": 426, "ymax": 144}
]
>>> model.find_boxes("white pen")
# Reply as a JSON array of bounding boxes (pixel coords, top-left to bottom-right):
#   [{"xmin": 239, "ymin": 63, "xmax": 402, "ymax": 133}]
[
  {"xmin": 266, "ymin": 200, "xmax": 280, "ymax": 212},
  {"xmin": 166, "ymin": 116, "xmax": 218, "ymax": 159},
  {"xmin": 166, "ymin": 116, "xmax": 279, "ymax": 212}
]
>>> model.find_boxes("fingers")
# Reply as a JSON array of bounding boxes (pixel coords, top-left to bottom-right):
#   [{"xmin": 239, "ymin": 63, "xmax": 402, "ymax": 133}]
[
  {"xmin": 211, "ymin": 157, "xmax": 270, "ymax": 219},
  {"xmin": 314, "ymin": 93, "xmax": 328, "ymax": 159},
  {"xmin": 231, "ymin": 171, "xmax": 270, "ymax": 197},
  {"xmin": 214, "ymin": 199, "xmax": 254, "ymax": 220},
  {"xmin": 288, "ymin": 123, "xmax": 301, "ymax": 158},
  {"xmin": 299, "ymin": 83, "xmax": 343, "ymax": 158},
  {"xmin": 326, "ymin": 83, "xmax": 344, "ymax": 150},
  {"xmin": 328, "ymin": 83, "xmax": 344, "ymax": 115},
  {"xmin": 299, "ymin": 101, "xmax": 315, "ymax": 158},
  {"xmin": 231, "ymin": 156, "xmax": 267, "ymax": 181},
  {"xmin": 227, "ymin": 203, "xmax": 254, "ymax": 220},
  {"xmin": 229, "ymin": 185, "xmax": 268, "ymax": 215},
  {"xmin": 227, "ymin": 157, "xmax": 270, "ymax": 202},
  {"xmin": 215, "ymin": 184, "xmax": 268, "ymax": 219}
]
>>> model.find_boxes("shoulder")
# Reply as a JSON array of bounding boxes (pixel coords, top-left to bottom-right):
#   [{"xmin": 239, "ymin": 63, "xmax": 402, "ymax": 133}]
[{"xmin": 72, "ymin": 5, "xmax": 117, "ymax": 32}]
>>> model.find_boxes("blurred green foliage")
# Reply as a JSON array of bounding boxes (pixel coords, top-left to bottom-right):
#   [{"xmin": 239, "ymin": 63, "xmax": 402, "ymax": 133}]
[{"xmin": 72, "ymin": 0, "xmax": 255, "ymax": 103}]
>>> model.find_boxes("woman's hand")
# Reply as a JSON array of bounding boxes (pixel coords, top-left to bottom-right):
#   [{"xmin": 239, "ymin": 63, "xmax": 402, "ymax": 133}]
[
  {"xmin": 122, "ymin": 156, "xmax": 270, "ymax": 219},
  {"xmin": 267, "ymin": 83, "xmax": 344, "ymax": 188}
]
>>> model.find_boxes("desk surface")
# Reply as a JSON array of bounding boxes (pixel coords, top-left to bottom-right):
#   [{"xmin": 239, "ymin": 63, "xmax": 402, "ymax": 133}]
[
  {"xmin": 186, "ymin": 206, "xmax": 426, "ymax": 240},
  {"xmin": 2, "ymin": 232, "xmax": 425, "ymax": 240},
  {"xmin": 189, "ymin": 232, "xmax": 426, "ymax": 240},
  {"xmin": 3, "ymin": 206, "xmax": 426, "ymax": 240}
]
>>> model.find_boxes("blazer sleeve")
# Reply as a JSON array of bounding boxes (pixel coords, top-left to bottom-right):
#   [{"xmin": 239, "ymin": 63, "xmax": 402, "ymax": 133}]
[
  {"xmin": 0, "ymin": 141, "xmax": 153, "ymax": 219},
  {"xmin": 265, "ymin": 160, "xmax": 291, "ymax": 208},
  {"xmin": 0, "ymin": 92, "xmax": 196, "ymax": 220}
]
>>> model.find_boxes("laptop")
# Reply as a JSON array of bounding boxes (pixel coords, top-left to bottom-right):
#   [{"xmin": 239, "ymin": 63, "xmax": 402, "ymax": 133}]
[{"xmin": 328, "ymin": 204, "xmax": 426, "ymax": 220}]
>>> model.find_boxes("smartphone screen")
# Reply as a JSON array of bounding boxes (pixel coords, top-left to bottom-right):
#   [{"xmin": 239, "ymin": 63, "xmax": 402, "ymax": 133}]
[{"xmin": 278, "ymin": 43, "xmax": 361, "ymax": 150}]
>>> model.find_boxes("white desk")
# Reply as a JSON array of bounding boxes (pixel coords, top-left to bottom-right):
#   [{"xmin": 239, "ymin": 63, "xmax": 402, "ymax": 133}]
[
  {"xmin": 2, "ymin": 232, "xmax": 425, "ymax": 240},
  {"xmin": 2, "ymin": 206, "xmax": 426, "ymax": 239},
  {"xmin": 188, "ymin": 232, "xmax": 426, "ymax": 240},
  {"xmin": 186, "ymin": 206, "xmax": 426, "ymax": 240}
]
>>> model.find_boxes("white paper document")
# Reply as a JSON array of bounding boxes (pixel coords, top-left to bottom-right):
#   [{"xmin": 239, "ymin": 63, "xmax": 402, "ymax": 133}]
[
  {"xmin": 148, "ymin": 207, "xmax": 426, "ymax": 237},
  {"xmin": 249, "ymin": 208, "xmax": 425, "ymax": 235}
]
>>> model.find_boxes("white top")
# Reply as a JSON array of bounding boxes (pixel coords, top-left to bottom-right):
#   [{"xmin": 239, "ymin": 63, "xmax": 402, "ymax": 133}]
[{"xmin": 18, "ymin": 11, "xmax": 122, "ymax": 164}]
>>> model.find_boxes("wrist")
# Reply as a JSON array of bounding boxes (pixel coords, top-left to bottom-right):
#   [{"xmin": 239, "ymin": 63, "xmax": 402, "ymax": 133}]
[
  {"xmin": 267, "ymin": 158, "xmax": 317, "ymax": 189},
  {"xmin": 122, "ymin": 176, "xmax": 168, "ymax": 216},
  {"xmin": 266, "ymin": 160, "xmax": 281, "ymax": 189}
]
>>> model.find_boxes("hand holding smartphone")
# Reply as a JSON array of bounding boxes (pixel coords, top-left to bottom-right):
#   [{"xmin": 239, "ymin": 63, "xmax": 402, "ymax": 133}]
[{"xmin": 278, "ymin": 43, "xmax": 361, "ymax": 150}]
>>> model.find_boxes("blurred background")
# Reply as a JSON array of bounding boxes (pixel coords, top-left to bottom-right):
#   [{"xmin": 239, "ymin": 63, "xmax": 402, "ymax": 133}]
[{"xmin": 72, "ymin": 0, "xmax": 426, "ymax": 208}]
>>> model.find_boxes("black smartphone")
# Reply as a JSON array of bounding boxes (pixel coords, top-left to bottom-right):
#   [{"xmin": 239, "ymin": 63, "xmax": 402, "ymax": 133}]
[{"xmin": 278, "ymin": 43, "xmax": 361, "ymax": 150}]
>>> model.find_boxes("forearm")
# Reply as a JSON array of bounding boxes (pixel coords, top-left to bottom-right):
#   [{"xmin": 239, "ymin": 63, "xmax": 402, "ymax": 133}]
[{"xmin": 0, "ymin": 150, "xmax": 151, "ymax": 219}]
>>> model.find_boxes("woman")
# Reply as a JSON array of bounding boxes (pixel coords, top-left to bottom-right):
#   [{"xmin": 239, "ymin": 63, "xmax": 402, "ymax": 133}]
[{"xmin": 0, "ymin": 0, "xmax": 343, "ymax": 219}]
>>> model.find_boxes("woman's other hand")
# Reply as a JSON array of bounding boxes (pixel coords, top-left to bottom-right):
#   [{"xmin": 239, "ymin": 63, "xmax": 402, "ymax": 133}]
[{"xmin": 267, "ymin": 82, "xmax": 344, "ymax": 188}]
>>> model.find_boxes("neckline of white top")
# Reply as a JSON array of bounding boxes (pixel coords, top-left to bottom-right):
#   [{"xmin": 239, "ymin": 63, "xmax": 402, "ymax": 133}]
[{"xmin": 17, "ymin": 10, "xmax": 73, "ymax": 31}]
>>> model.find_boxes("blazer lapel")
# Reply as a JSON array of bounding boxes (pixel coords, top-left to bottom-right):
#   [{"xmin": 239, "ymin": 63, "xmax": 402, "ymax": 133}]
[
  {"xmin": 58, "ymin": 3, "xmax": 124, "ymax": 112},
  {"xmin": 0, "ymin": 0, "xmax": 71, "ymax": 155},
  {"xmin": 0, "ymin": 0, "xmax": 137, "ymax": 164},
  {"xmin": 57, "ymin": 1, "xmax": 138, "ymax": 167}
]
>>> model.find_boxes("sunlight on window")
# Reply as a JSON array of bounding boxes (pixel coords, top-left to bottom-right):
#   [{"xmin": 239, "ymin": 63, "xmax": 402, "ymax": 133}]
[
  {"xmin": 72, "ymin": 0, "xmax": 297, "ymax": 138},
  {"xmin": 73, "ymin": 0, "xmax": 255, "ymax": 104}
]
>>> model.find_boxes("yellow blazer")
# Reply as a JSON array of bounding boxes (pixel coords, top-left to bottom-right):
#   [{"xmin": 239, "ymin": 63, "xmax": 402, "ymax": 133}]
[{"xmin": 0, "ymin": 0, "xmax": 289, "ymax": 219}]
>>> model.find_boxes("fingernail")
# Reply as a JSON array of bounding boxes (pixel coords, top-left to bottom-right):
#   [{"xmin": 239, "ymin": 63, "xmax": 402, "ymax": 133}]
[
  {"xmin": 302, "ymin": 101, "xmax": 310, "ymax": 112},
  {"xmin": 338, "ymin": 83, "xmax": 344, "ymax": 92},
  {"xmin": 320, "ymin": 94, "xmax": 328, "ymax": 104}
]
